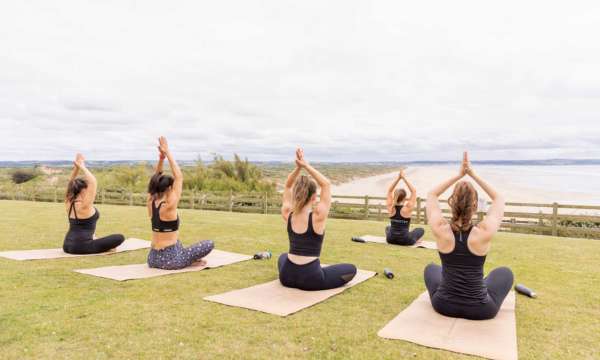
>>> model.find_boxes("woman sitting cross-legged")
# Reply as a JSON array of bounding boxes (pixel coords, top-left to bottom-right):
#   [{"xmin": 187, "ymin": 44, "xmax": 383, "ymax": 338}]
[
  {"xmin": 424, "ymin": 152, "xmax": 514, "ymax": 320},
  {"xmin": 385, "ymin": 169, "xmax": 425, "ymax": 245},
  {"xmin": 146, "ymin": 136, "xmax": 214, "ymax": 270},
  {"xmin": 278, "ymin": 148, "xmax": 357, "ymax": 291},
  {"xmin": 63, "ymin": 153, "xmax": 125, "ymax": 254}
]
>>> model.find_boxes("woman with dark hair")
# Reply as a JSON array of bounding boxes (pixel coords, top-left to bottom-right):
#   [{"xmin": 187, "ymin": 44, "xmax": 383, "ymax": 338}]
[
  {"xmin": 146, "ymin": 136, "xmax": 213, "ymax": 270},
  {"xmin": 63, "ymin": 154, "xmax": 125, "ymax": 254},
  {"xmin": 424, "ymin": 152, "xmax": 513, "ymax": 320},
  {"xmin": 278, "ymin": 148, "xmax": 357, "ymax": 291},
  {"xmin": 385, "ymin": 169, "xmax": 425, "ymax": 245}
]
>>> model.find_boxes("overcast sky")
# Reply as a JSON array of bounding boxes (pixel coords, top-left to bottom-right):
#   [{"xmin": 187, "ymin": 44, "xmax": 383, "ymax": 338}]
[{"xmin": 1, "ymin": 1, "xmax": 599, "ymax": 162}]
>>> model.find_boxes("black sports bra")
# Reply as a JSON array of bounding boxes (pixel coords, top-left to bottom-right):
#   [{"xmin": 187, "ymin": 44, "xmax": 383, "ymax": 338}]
[
  {"xmin": 68, "ymin": 201, "xmax": 99, "ymax": 232},
  {"xmin": 151, "ymin": 201, "xmax": 180, "ymax": 233},
  {"xmin": 287, "ymin": 212, "xmax": 324, "ymax": 257}
]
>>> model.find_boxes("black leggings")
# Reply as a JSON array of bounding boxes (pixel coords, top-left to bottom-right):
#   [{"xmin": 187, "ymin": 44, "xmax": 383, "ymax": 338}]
[
  {"xmin": 424, "ymin": 263, "xmax": 514, "ymax": 320},
  {"xmin": 63, "ymin": 234, "xmax": 126, "ymax": 254},
  {"xmin": 278, "ymin": 253, "xmax": 357, "ymax": 291},
  {"xmin": 385, "ymin": 226, "xmax": 425, "ymax": 246}
]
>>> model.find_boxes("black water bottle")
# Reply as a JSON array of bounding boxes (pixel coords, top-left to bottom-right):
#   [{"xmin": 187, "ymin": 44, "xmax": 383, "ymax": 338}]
[
  {"xmin": 384, "ymin": 268, "xmax": 394, "ymax": 279},
  {"xmin": 351, "ymin": 237, "xmax": 365, "ymax": 243},
  {"xmin": 515, "ymin": 284, "xmax": 536, "ymax": 298},
  {"xmin": 253, "ymin": 251, "xmax": 272, "ymax": 260}
]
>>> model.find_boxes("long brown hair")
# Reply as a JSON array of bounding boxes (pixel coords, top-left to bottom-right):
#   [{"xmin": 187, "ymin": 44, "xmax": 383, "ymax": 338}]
[
  {"xmin": 66, "ymin": 178, "xmax": 87, "ymax": 204},
  {"xmin": 448, "ymin": 181, "xmax": 478, "ymax": 232},
  {"xmin": 394, "ymin": 189, "xmax": 407, "ymax": 205},
  {"xmin": 292, "ymin": 175, "xmax": 317, "ymax": 213}
]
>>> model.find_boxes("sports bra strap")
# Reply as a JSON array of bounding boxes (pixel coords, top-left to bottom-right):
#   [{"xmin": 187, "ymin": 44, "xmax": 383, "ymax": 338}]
[{"xmin": 69, "ymin": 201, "xmax": 78, "ymax": 219}]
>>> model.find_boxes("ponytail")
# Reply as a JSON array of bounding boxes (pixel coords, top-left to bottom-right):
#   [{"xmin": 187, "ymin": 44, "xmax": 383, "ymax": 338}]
[
  {"xmin": 148, "ymin": 172, "xmax": 174, "ymax": 200},
  {"xmin": 448, "ymin": 181, "xmax": 478, "ymax": 232},
  {"xmin": 292, "ymin": 175, "xmax": 317, "ymax": 213},
  {"xmin": 66, "ymin": 178, "xmax": 88, "ymax": 203}
]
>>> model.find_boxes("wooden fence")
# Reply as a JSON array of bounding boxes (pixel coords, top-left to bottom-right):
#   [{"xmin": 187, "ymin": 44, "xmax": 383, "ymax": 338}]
[{"xmin": 2, "ymin": 186, "xmax": 600, "ymax": 239}]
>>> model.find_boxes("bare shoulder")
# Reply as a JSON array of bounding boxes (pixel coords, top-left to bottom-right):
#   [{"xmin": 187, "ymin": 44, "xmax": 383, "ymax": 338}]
[{"xmin": 467, "ymin": 226, "xmax": 491, "ymax": 256}]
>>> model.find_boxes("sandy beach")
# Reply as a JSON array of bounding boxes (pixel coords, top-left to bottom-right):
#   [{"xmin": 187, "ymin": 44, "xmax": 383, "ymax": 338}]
[{"xmin": 330, "ymin": 165, "xmax": 600, "ymax": 215}]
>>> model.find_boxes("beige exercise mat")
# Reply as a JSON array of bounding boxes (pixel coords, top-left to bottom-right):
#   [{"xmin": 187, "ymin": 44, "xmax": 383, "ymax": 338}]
[
  {"xmin": 378, "ymin": 291, "xmax": 517, "ymax": 360},
  {"xmin": 204, "ymin": 268, "xmax": 377, "ymax": 316},
  {"xmin": 0, "ymin": 238, "xmax": 151, "ymax": 261},
  {"xmin": 75, "ymin": 249, "xmax": 252, "ymax": 281},
  {"xmin": 354, "ymin": 235, "xmax": 437, "ymax": 250}
]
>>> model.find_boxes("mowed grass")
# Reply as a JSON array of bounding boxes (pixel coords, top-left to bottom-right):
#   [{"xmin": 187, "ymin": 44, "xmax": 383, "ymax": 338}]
[{"xmin": 1, "ymin": 200, "xmax": 599, "ymax": 360}]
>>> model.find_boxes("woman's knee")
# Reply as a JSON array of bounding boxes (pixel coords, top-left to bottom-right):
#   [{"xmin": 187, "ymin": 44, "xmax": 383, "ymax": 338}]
[
  {"xmin": 424, "ymin": 263, "xmax": 440, "ymax": 278},
  {"xmin": 340, "ymin": 264, "xmax": 357, "ymax": 282},
  {"xmin": 491, "ymin": 266, "xmax": 514, "ymax": 283}
]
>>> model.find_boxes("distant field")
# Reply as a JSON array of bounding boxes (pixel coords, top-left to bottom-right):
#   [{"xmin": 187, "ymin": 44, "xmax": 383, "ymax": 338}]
[{"xmin": 1, "ymin": 201, "xmax": 599, "ymax": 359}]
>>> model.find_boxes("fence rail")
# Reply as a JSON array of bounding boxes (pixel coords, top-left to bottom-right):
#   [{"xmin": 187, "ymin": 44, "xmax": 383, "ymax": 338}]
[{"xmin": 1, "ymin": 186, "xmax": 599, "ymax": 239}]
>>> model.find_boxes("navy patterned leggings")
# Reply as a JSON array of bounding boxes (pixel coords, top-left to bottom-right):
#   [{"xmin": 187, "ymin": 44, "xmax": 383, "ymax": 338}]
[{"xmin": 147, "ymin": 240, "xmax": 214, "ymax": 270}]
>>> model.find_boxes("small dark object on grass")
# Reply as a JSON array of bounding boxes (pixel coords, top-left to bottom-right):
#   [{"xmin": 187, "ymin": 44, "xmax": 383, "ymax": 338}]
[
  {"xmin": 384, "ymin": 268, "xmax": 394, "ymax": 279},
  {"xmin": 351, "ymin": 237, "xmax": 365, "ymax": 243},
  {"xmin": 515, "ymin": 284, "xmax": 537, "ymax": 298},
  {"xmin": 253, "ymin": 251, "xmax": 272, "ymax": 260}
]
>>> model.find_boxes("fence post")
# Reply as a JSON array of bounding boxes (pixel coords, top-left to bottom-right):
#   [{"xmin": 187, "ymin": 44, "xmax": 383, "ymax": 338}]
[
  {"xmin": 377, "ymin": 203, "xmax": 382, "ymax": 221},
  {"xmin": 229, "ymin": 191, "xmax": 234, "ymax": 212},
  {"xmin": 264, "ymin": 192, "xmax": 268, "ymax": 215},
  {"xmin": 552, "ymin": 202, "xmax": 558, "ymax": 236},
  {"xmin": 416, "ymin": 197, "xmax": 422, "ymax": 223},
  {"xmin": 190, "ymin": 191, "xmax": 195, "ymax": 209},
  {"xmin": 364, "ymin": 195, "xmax": 370, "ymax": 219}
]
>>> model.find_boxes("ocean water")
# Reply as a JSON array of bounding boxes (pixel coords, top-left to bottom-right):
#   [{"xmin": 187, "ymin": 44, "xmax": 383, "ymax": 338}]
[{"xmin": 330, "ymin": 164, "xmax": 600, "ymax": 208}]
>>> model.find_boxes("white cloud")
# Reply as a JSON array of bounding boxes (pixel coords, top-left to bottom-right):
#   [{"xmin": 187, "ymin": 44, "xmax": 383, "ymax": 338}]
[{"xmin": 1, "ymin": 0, "xmax": 599, "ymax": 161}]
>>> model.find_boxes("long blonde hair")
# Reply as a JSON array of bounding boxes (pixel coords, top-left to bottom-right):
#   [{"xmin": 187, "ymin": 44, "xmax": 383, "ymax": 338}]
[
  {"xmin": 448, "ymin": 181, "xmax": 478, "ymax": 232},
  {"xmin": 292, "ymin": 175, "xmax": 317, "ymax": 213}
]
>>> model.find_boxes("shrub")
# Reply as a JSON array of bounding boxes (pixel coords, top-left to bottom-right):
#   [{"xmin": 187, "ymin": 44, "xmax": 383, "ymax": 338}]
[{"xmin": 11, "ymin": 169, "xmax": 37, "ymax": 184}]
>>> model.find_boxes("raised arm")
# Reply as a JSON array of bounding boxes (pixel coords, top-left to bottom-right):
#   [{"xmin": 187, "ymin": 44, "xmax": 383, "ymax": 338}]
[
  {"xmin": 401, "ymin": 172, "xmax": 417, "ymax": 206},
  {"xmin": 296, "ymin": 149, "xmax": 331, "ymax": 221},
  {"xmin": 386, "ymin": 171, "xmax": 403, "ymax": 212},
  {"xmin": 155, "ymin": 150, "xmax": 165, "ymax": 174},
  {"xmin": 281, "ymin": 164, "xmax": 302, "ymax": 221},
  {"xmin": 74, "ymin": 154, "xmax": 97, "ymax": 208},
  {"xmin": 468, "ymin": 168, "xmax": 504, "ymax": 239},
  {"xmin": 158, "ymin": 136, "xmax": 182, "ymax": 208}
]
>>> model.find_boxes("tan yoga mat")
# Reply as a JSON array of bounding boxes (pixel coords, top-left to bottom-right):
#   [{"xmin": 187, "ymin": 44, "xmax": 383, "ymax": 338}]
[
  {"xmin": 204, "ymin": 268, "xmax": 377, "ymax": 316},
  {"xmin": 354, "ymin": 235, "xmax": 437, "ymax": 250},
  {"xmin": 378, "ymin": 291, "xmax": 517, "ymax": 360},
  {"xmin": 74, "ymin": 249, "xmax": 252, "ymax": 281},
  {"xmin": 0, "ymin": 238, "xmax": 151, "ymax": 261}
]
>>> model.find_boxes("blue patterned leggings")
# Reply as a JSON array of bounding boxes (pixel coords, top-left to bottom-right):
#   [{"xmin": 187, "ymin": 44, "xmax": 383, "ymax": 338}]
[{"xmin": 147, "ymin": 240, "xmax": 214, "ymax": 270}]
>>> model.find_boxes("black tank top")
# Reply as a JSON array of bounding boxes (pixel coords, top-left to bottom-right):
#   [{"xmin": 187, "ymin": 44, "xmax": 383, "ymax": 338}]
[
  {"xmin": 288, "ymin": 212, "xmax": 324, "ymax": 257},
  {"xmin": 389, "ymin": 205, "xmax": 410, "ymax": 235},
  {"xmin": 436, "ymin": 228, "xmax": 488, "ymax": 304},
  {"xmin": 67, "ymin": 201, "xmax": 99, "ymax": 234},
  {"xmin": 151, "ymin": 201, "xmax": 180, "ymax": 233}
]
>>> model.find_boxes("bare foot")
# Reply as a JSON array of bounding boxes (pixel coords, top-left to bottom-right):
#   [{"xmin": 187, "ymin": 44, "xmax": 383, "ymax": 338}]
[{"xmin": 193, "ymin": 259, "xmax": 207, "ymax": 267}]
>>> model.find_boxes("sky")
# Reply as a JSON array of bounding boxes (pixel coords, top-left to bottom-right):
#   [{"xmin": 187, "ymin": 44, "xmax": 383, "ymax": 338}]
[{"xmin": 1, "ymin": 1, "xmax": 599, "ymax": 162}]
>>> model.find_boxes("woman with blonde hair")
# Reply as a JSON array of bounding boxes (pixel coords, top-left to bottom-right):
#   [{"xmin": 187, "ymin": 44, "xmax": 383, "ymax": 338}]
[
  {"xmin": 385, "ymin": 169, "xmax": 425, "ymax": 245},
  {"xmin": 278, "ymin": 148, "xmax": 357, "ymax": 290},
  {"xmin": 424, "ymin": 152, "xmax": 513, "ymax": 320}
]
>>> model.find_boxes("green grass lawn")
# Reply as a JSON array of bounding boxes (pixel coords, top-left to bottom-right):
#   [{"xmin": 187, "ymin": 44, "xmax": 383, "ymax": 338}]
[{"xmin": 1, "ymin": 200, "xmax": 599, "ymax": 359}]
